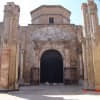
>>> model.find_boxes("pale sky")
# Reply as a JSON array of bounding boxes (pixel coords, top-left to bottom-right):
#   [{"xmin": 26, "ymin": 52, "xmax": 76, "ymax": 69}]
[{"xmin": 0, "ymin": 0, "xmax": 99, "ymax": 26}]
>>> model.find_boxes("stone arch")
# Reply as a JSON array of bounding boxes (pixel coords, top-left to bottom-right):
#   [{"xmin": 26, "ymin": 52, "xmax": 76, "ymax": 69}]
[
  {"xmin": 36, "ymin": 45, "xmax": 66, "ymax": 83},
  {"xmin": 40, "ymin": 49, "xmax": 64, "ymax": 83},
  {"xmin": 30, "ymin": 41, "xmax": 72, "ymax": 84},
  {"xmin": 39, "ymin": 47, "xmax": 65, "ymax": 69}
]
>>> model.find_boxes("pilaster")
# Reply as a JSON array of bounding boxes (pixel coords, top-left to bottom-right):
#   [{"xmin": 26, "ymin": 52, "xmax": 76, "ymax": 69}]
[{"xmin": 0, "ymin": 2, "xmax": 20, "ymax": 90}]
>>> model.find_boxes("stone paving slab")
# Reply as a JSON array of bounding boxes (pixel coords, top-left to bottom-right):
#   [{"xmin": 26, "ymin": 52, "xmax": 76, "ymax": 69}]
[{"xmin": 0, "ymin": 85, "xmax": 100, "ymax": 100}]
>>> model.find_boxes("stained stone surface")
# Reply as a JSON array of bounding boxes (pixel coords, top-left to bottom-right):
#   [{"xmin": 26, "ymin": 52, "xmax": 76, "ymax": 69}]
[
  {"xmin": 31, "ymin": 26, "xmax": 75, "ymax": 41},
  {"xmin": 1, "ymin": 0, "xmax": 100, "ymax": 91}
]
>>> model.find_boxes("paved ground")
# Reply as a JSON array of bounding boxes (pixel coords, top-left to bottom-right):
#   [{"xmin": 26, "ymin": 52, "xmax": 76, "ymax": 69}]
[{"xmin": 0, "ymin": 84, "xmax": 100, "ymax": 100}]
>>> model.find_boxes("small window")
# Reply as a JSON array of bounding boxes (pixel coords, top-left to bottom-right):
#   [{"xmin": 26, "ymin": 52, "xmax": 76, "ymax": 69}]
[{"xmin": 49, "ymin": 17, "xmax": 54, "ymax": 24}]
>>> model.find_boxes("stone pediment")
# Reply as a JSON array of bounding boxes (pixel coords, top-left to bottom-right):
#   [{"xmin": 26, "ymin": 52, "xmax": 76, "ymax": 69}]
[{"xmin": 31, "ymin": 26, "xmax": 75, "ymax": 41}]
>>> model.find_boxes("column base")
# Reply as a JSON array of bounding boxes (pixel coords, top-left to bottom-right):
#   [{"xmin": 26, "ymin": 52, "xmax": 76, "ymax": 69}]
[
  {"xmin": 64, "ymin": 80, "xmax": 79, "ymax": 85},
  {"xmin": 19, "ymin": 79, "xmax": 24, "ymax": 86},
  {"xmin": 30, "ymin": 67, "xmax": 40, "ymax": 85}
]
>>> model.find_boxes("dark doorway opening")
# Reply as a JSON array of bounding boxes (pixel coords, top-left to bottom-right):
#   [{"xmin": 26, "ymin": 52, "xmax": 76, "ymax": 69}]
[{"xmin": 40, "ymin": 50, "xmax": 63, "ymax": 83}]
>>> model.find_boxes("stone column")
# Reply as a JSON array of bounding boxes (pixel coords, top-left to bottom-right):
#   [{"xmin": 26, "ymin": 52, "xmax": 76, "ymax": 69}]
[
  {"xmin": 0, "ymin": 2, "xmax": 20, "ymax": 90},
  {"xmin": 8, "ymin": 44, "xmax": 19, "ymax": 90},
  {"xmin": 31, "ymin": 48, "xmax": 40, "ymax": 85},
  {"xmin": 64, "ymin": 49, "xmax": 70, "ymax": 84},
  {"xmin": 0, "ymin": 47, "xmax": 10, "ymax": 89},
  {"xmin": 88, "ymin": 0, "xmax": 100, "ymax": 90},
  {"xmin": 81, "ymin": 3, "xmax": 90, "ymax": 89},
  {"xmin": 0, "ymin": 44, "xmax": 19, "ymax": 90},
  {"xmin": 3, "ymin": 2, "xmax": 20, "ymax": 44},
  {"xmin": 19, "ymin": 49, "xmax": 24, "ymax": 85},
  {"xmin": 79, "ymin": 54, "xmax": 83, "ymax": 78},
  {"xmin": 82, "ymin": 2, "xmax": 95, "ymax": 90},
  {"xmin": 88, "ymin": 0, "xmax": 98, "ymax": 33}
]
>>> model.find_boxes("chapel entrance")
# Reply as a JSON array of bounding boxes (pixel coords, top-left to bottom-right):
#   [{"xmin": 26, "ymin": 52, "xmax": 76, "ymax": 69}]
[{"xmin": 40, "ymin": 50, "xmax": 63, "ymax": 83}]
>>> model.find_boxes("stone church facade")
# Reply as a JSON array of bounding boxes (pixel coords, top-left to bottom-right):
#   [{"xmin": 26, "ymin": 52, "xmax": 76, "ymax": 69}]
[{"xmin": 0, "ymin": 0, "xmax": 100, "ymax": 91}]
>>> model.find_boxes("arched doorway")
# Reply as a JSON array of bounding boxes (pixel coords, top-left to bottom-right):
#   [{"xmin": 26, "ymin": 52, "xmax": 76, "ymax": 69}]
[{"xmin": 40, "ymin": 50, "xmax": 63, "ymax": 83}]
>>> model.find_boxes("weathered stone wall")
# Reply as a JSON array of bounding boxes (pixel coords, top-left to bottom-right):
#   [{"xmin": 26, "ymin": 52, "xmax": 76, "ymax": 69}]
[
  {"xmin": 21, "ymin": 24, "xmax": 82, "ymax": 84},
  {"xmin": 0, "ymin": 3, "xmax": 83, "ymax": 87},
  {"xmin": 31, "ymin": 5, "xmax": 71, "ymax": 24}
]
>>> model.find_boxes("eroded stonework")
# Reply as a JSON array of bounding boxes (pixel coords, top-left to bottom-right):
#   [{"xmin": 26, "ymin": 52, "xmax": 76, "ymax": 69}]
[
  {"xmin": 0, "ymin": 0, "xmax": 99, "ymax": 91},
  {"xmin": 0, "ymin": 2, "xmax": 83, "ymax": 90},
  {"xmin": 22, "ymin": 23, "xmax": 82, "ymax": 84}
]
